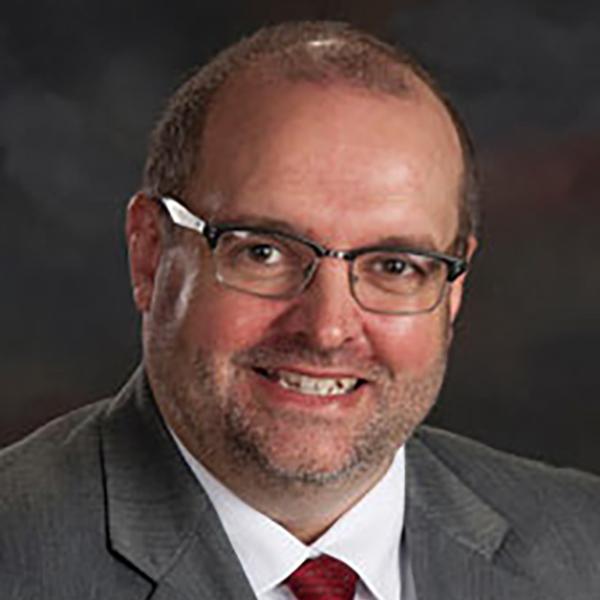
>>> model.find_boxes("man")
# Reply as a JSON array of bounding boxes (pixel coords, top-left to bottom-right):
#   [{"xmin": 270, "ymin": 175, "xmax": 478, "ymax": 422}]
[{"xmin": 1, "ymin": 21, "xmax": 599, "ymax": 600}]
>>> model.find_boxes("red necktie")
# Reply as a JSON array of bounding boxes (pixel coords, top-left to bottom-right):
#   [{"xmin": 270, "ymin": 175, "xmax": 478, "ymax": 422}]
[{"xmin": 286, "ymin": 555, "xmax": 359, "ymax": 600}]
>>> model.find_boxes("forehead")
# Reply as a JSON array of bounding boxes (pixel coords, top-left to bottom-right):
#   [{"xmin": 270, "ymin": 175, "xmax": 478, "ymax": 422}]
[{"xmin": 191, "ymin": 76, "xmax": 463, "ymax": 249}]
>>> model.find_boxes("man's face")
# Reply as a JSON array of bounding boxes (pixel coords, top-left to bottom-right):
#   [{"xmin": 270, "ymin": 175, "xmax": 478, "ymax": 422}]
[{"xmin": 135, "ymin": 77, "xmax": 469, "ymax": 490}]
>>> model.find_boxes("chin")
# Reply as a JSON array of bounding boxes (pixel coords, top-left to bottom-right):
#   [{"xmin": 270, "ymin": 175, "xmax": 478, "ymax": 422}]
[{"xmin": 225, "ymin": 407, "xmax": 398, "ymax": 487}]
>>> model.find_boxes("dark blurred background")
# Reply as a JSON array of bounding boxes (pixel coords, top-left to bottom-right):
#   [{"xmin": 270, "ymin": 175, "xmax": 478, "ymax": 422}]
[{"xmin": 2, "ymin": 0, "xmax": 600, "ymax": 473}]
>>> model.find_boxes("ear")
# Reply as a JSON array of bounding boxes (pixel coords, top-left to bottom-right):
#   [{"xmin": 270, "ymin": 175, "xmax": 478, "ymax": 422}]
[
  {"xmin": 449, "ymin": 234, "xmax": 478, "ymax": 324},
  {"xmin": 126, "ymin": 193, "xmax": 164, "ymax": 312}
]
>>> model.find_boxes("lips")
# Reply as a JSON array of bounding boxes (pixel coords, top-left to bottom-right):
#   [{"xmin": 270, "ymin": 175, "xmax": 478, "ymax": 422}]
[{"xmin": 253, "ymin": 367, "xmax": 366, "ymax": 396}]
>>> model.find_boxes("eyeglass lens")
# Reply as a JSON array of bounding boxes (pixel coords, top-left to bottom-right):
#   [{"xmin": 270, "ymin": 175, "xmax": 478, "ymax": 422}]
[{"xmin": 213, "ymin": 230, "xmax": 449, "ymax": 314}]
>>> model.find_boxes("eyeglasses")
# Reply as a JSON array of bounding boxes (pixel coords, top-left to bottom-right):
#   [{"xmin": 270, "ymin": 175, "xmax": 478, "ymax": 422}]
[{"xmin": 158, "ymin": 196, "xmax": 468, "ymax": 315}]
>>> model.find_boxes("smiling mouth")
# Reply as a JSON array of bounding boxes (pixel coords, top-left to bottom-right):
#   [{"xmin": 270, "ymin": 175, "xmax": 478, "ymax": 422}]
[{"xmin": 253, "ymin": 367, "xmax": 366, "ymax": 396}]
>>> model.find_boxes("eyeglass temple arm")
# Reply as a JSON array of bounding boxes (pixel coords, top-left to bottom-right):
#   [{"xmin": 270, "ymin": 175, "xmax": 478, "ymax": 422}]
[
  {"xmin": 159, "ymin": 197, "xmax": 207, "ymax": 233},
  {"xmin": 447, "ymin": 259, "xmax": 468, "ymax": 281}
]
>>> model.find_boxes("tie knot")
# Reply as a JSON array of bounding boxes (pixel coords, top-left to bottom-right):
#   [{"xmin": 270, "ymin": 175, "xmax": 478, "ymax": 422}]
[{"xmin": 286, "ymin": 555, "xmax": 359, "ymax": 600}]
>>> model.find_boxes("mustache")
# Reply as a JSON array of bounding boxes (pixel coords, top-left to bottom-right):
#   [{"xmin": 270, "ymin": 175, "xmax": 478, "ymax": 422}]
[{"xmin": 232, "ymin": 336, "xmax": 392, "ymax": 381}]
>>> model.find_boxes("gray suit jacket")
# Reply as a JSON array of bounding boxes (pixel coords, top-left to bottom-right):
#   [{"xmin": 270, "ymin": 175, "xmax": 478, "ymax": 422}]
[{"xmin": 2, "ymin": 368, "xmax": 600, "ymax": 599}]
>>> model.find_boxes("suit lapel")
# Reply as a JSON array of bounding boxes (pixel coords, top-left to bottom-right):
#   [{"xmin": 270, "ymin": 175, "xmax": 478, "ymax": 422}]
[
  {"xmin": 101, "ymin": 370, "xmax": 548, "ymax": 599},
  {"xmin": 405, "ymin": 432, "xmax": 543, "ymax": 600},
  {"xmin": 100, "ymin": 368, "xmax": 256, "ymax": 600}
]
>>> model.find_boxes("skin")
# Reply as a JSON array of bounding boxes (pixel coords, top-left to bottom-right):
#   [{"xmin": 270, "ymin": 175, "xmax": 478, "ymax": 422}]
[{"xmin": 126, "ymin": 74, "xmax": 476, "ymax": 542}]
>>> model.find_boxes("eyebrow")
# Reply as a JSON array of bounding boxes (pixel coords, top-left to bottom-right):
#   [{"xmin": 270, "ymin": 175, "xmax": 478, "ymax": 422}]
[{"xmin": 215, "ymin": 213, "xmax": 441, "ymax": 253}]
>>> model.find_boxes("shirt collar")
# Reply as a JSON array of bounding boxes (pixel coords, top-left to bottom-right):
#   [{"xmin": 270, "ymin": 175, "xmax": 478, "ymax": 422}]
[
  {"xmin": 312, "ymin": 449, "xmax": 405, "ymax": 600},
  {"xmin": 171, "ymin": 431, "xmax": 405, "ymax": 600}
]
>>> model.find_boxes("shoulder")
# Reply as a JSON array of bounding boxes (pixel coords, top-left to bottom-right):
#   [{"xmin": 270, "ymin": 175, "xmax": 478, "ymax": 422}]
[
  {"xmin": 0, "ymin": 397, "xmax": 113, "ymax": 527},
  {"xmin": 0, "ymin": 398, "xmax": 116, "ymax": 597},
  {"xmin": 0, "ymin": 397, "xmax": 110, "ymax": 500},
  {"xmin": 413, "ymin": 425, "xmax": 600, "ymax": 548},
  {"xmin": 415, "ymin": 425, "xmax": 600, "ymax": 499},
  {"xmin": 0, "ymin": 368, "xmax": 145, "ymax": 497},
  {"xmin": 0, "ymin": 370, "xmax": 162, "ymax": 598},
  {"xmin": 406, "ymin": 427, "xmax": 600, "ymax": 594}
]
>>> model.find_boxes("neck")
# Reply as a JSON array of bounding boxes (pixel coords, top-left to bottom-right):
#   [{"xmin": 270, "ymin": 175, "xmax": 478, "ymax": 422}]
[
  {"xmin": 258, "ymin": 460, "xmax": 394, "ymax": 542},
  {"xmin": 189, "ymin": 433, "xmax": 393, "ymax": 543},
  {"xmin": 155, "ymin": 385, "xmax": 397, "ymax": 543}
]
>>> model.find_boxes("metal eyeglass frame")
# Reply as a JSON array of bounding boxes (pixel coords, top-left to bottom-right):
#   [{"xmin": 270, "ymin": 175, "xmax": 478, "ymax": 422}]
[{"xmin": 157, "ymin": 196, "xmax": 469, "ymax": 315}]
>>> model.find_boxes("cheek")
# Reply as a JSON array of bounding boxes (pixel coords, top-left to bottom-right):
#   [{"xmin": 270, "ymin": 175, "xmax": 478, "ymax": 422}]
[
  {"xmin": 366, "ymin": 309, "xmax": 449, "ymax": 375},
  {"xmin": 182, "ymin": 284, "xmax": 286, "ymax": 354},
  {"xmin": 154, "ymin": 245, "xmax": 289, "ymax": 358}
]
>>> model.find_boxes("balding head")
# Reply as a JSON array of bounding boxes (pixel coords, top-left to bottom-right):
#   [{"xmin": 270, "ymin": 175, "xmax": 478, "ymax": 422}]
[
  {"xmin": 142, "ymin": 21, "xmax": 479, "ymax": 247},
  {"xmin": 128, "ymin": 22, "xmax": 477, "ymax": 534}
]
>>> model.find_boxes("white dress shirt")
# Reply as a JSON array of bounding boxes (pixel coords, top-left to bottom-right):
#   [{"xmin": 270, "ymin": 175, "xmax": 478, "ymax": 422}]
[{"xmin": 172, "ymin": 433, "xmax": 415, "ymax": 600}]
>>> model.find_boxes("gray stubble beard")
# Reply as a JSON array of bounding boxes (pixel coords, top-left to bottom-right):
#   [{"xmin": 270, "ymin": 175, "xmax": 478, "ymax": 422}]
[
  {"xmin": 147, "ymin": 310, "xmax": 452, "ymax": 493},
  {"xmin": 220, "ymin": 350, "xmax": 448, "ymax": 489}
]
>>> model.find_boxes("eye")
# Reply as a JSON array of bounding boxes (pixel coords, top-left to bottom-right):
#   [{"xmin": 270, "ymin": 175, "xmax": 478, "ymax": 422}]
[
  {"xmin": 370, "ymin": 255, "xmax": 420, "ymax": 278},
  {"xmin": 358, "ymin": 251, "xmax": 435, "ymax": 293},
  {"xmin": 377, "ymin": 257, "xmax": 411, "ymax": 276},
  {"xmin": 217, "ymin": 230, "xmax": 314, "ymax": 282},
  {"xmin": 245, "ymin": 243, "xmax": 282, "ymax": 265}
]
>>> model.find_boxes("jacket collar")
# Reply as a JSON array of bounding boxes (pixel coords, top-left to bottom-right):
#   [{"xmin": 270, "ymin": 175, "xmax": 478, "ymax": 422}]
[
  {"xmin": 405, "ymin": 430, "xmax": 541, "ymax": 599},
  {"xmin": 100, "ymin": 367, "xmax": 256, "ymax": 599},
  {"xmin": 406, "ymin": 430, "xmax": 509, "ymax": 559},
  {"xmin": 101, "ymin": 368, "xmax": 540, "ymax": 599}
]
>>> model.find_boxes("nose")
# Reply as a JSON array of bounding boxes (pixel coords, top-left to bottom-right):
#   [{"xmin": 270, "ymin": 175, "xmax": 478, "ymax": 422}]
[{"xmin": 275, "ymin": 258, "xmax": 369, "ymax": 352}]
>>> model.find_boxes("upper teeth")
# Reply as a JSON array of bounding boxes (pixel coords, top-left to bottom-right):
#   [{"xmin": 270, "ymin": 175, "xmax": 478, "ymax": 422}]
[{"xmin": 273, "ymin": 369, "xmax": 358, "ymax": 396}]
